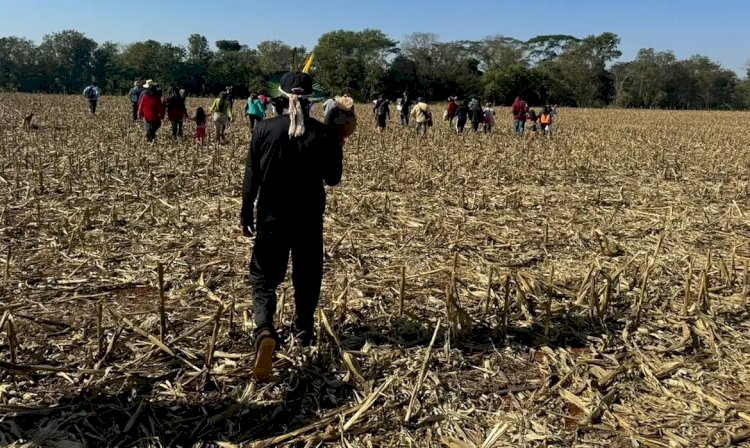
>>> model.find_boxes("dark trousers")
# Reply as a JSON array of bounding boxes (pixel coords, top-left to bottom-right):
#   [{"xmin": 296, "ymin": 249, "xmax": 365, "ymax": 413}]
[
  {"xmin": 401, "ymin": 112, "xmax": 409, "ymax": 126},
  {"xmin": 471, "ymin": 120, "xmax": 480, "ymax": 132},
  {"xmin": 144, "ymin": 120, "xmax": 161, "ymax": 142},
  {"xmin": 170, "ymin": 120, "xmax": 183, "ymax": 138},
  {"xmin": 88, "ymin": 100, "xmax": 97, "ymax": 114},
  {"xmin": 250, "ymin": 218, "xmax": 323, "ymax": 339},
  {"xmin": 456, "ymin": 119, "xmax": 467, "ymax": 133},
  {"xmin": 248, "ymin": 114, "xmax": 263, "ymax": 130},
  {"xmin": 132, "ymin": 103, "xmax": 139, "ymax": 121}
]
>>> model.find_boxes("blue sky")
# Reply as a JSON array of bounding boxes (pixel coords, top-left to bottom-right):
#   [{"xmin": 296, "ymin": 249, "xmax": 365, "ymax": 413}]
[{"xmin": 2, "ymin": 0, "xmax": 747, "ymax": 75}]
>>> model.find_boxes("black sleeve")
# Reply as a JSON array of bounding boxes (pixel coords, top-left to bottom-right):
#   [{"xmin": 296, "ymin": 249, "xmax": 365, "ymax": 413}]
[
  {"xmin": 240, "ymin": 127, "xmax": 262, "ymax": 226},
  {"xmin": 322, "ymin": 129, "xmax": 343, "ymax": 187}
]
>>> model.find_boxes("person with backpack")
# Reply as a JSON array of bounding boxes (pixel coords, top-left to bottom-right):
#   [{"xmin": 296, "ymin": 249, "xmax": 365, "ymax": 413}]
[
  {"xmin": 373, "ymin": 96, "xmax": 390, "ymax": 132},
  {"xmin": 410, "ymin": 97, "xmax": 432, "ymax": 136},
  {"xmin": 469, "ymin": 98, "xmax": 484, "ymax": 133},
  {"xmin": 138, "ymin": 80, "xmax": 165, "ymax": 142},
  {"xmin": 83, "ymin": 82, "xmax": 100, "ymax": 115},
  {"xmin": 164, "ymin": 85, "xmax": 187, "ymax": 139},
  {"xmin": 483, "ymin": 103, "xmax": 495, "ymax": 133},
  {"xmin": 455, "ymin": 101, "xmax": 469, "ymax": 133},
  {"xmin": 240, "ymin": 71, "xmax": 343, "ymax": 381},
  {"xmin": 128, "ymin": 81, "xmax": 143, "ymax": 121},
  {"xmin": 511, "ymin": 96, "xmax": 528, "ymax": 135},
  {"xmin": 245, "ymin": 92, "xmax": 266, "ymax": 131}
]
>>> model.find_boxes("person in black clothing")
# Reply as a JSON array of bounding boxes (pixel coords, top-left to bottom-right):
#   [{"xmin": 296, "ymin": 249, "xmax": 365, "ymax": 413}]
[
  {"xmin": 469, "ymin": 98, "xmax": 483, "ymax": 132},
  {"xmin": 240, "ymin": 72, "xmax": 343, "ymax": 381},
  {"xmin": 400, "ymin": 92, "xmax": 412, "ymax": 127},
  {"xmin": 373, "ymin": 96, "xmax": 390, "ymax": 132}
]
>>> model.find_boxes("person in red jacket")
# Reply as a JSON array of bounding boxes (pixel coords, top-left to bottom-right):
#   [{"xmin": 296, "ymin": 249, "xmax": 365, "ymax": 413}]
[
  {"xmin": 446, "ymin": 97, "xmax": 457, "ymax": 123},
  {"xmin": 511, "ymin": 96, "xmax": 528, "ymax": 136},
  {"xmin": 138, "ymin": 80, "xmax": 165, "ymax": 142}
]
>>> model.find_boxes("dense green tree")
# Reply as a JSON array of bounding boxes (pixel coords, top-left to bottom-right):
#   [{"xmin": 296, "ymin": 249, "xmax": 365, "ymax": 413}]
[
  {"xmin": 256, "ymin": 40, "xmax": 305, "ymax": 74},
  {"xmin": 38, "ymin": 30, "xmax": 98, "ymax": 92},
  {"xmin": 0, "ymin": 37, "xmax": 38, "ymax": 91},
  {"xmin": 315, "ymin": 29, "xmax": 397, "ymax": 101},
  {"xmin": 0, "ymin": 28, "xmax": 746, "ymax": 110},
  {"xmin": 215, "ymin": 40, "xmax": 242, "ymax": 52}
]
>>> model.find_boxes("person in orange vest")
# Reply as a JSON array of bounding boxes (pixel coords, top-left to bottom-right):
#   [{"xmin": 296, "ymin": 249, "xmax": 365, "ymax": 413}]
[{"xmin": 540, "ymin": 106, "xmax": 553, "ymax": 136}]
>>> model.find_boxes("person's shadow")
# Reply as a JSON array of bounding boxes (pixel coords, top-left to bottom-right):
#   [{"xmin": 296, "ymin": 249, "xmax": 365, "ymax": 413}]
[
  {"xmin": 1, "ymin": 351, "xmax": 355, "ymax": 447},
  {"xmin": 2, "ymin": 297, "xmax": 622, "ymax": 446}
]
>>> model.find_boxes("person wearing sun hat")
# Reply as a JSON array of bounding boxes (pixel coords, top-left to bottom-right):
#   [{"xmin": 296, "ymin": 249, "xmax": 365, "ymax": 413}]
[
  {"xmin": 240, "ymin": 71, "xmax": 343, "ymax": 381},
  {"xmin": 137, "ymin": 79, "xmax": 165, "ymax": 142}
]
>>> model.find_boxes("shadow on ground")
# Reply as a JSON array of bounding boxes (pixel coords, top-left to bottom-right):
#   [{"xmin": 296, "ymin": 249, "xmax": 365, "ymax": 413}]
[{"xmin": 0, "ymin": 354, "xmax": 354, "ymax": 447}]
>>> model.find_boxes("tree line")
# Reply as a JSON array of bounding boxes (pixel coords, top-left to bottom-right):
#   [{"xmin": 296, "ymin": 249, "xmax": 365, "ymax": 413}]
[{"xmin": 1, "ymin": 29, "xmax": 748, "ymax": 109}]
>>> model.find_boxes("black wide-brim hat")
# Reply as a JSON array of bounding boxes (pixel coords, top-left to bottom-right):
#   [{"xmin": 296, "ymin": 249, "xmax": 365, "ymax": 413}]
[{"xmin": 280, "ymin": 72, "xmax": 313, "ymax": 96}]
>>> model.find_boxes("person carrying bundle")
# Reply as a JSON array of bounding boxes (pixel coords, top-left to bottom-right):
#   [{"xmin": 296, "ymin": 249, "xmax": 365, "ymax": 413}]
[
  {"xmin": 240, "ymin": 71, "xmax": 344, "ymax": 381},
  {"xmin": 410, "ymin": 97, "xmax": 432, "ymax": 136}
]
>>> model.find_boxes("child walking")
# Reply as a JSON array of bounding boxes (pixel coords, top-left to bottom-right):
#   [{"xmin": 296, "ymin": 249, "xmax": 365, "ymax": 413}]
[{"xmin": 188, "ymin": 107, "xmax": 208, "ymax": 144}]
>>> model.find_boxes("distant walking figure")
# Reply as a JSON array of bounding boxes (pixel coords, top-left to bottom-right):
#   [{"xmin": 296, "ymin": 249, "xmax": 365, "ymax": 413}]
[
  {"xmin": 483, "ymin": 103, "xmax": 495, "ymax": 133},
  {"xmin": 128, "ymin": 81, "xmax": 143, "ymax": 121},
  {"xmin": 469, "ymin": 98, "xmax": 483, "ymax": 133},
  {"xmin": 245, "ymin": 92, "xmax": 266, "ymax": 131},
  {"xmin": 373, "ymin": 96, "xmax": 390, "ymax": 132},
  {"xmin": 164, "ymin": 85, "xmax": 187, "ymax": 139},
  {"xmin": 210, "ymin": 91, "xmax": 232, "ymax": 143},
  {"xmin": 512, "ymin": 96, "xmax": 528, "ymax": 135},
  {"xmin": 410, "ymin": 97, "xmax": 432, "ymax": 136},
  {"xmin": 83, "ymin": 82, "xmax": 100, "ymax": 115},
  {"xmin": 455, "ymin": 101, "xmax": 469, "ymax": 133},
  {"xmin": 138, "ymin": 80, "xmax": 165, "ymax": 142}
]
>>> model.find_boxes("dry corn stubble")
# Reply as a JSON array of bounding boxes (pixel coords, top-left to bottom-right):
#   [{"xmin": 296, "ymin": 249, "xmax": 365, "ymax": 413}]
[{"xmin": 1, "ymin": 93, "xmax": 750, "ymax": 447}]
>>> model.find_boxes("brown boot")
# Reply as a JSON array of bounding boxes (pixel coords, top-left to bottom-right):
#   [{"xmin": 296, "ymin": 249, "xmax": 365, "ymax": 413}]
[{"xmin": 253, "ymin": 329, "xmax": 276, "ymax": 381}]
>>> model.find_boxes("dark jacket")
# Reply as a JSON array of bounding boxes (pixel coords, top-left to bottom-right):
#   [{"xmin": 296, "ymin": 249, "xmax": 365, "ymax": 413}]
[
  {"xmin": 241, "ymin": 115, "xmax": 343, "ymax": 229},
  {"xmin": 469, "ymin": 103, "xmax": 483, "ymax": 123},
  {"xmin": 455, "ymin": 105, "xmax": 469, "ymax": 121},
  {"xmin": 164, "ymin": 94, "xmax": 186, "ymax": 121}
]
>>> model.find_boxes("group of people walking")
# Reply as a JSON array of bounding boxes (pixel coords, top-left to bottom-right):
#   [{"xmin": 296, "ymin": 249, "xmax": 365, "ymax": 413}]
[
  {"xmin": 122, "ymin": 80, "xmax": 271, "ymax": 144},
  {"xmin": 444, "ymin": 97, "xmax": 495, "ymax": 133},
  {"xmin": 369, "ymin": 93, "xmax": 433, "ymax": 135},
  {"xmin": 511, "ymin": 96, "xmax": 557, "ymax": 137},
  {"xmin": 364, "ymin": 93, "xmax": 557, "ymax": 137}
]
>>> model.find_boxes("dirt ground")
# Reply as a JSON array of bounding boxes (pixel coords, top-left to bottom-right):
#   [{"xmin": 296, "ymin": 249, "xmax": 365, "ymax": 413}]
[{"xmin": 1, "ymin": 94, "xmax": 750, "ymax": 447}]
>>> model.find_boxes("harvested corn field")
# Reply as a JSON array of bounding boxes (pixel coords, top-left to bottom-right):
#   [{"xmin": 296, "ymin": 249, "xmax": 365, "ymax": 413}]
[{"xmin": 1, "ymin": 94, "xmax": 750, "ymax": 447}]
